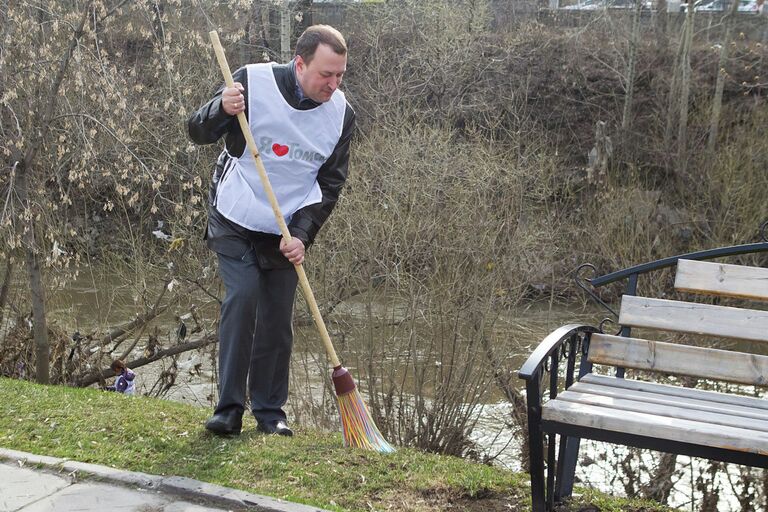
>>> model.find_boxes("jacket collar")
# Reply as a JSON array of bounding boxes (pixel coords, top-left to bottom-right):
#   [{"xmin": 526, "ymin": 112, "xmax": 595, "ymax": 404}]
[{"xmin": 275, "ymin": 59, "xmax": 320, "ymax": 110}]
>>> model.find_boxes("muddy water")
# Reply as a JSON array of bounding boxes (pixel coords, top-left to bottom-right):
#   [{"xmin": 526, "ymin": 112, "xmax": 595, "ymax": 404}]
[{"xmin": 45, "ymin": 268, "xmax": 599, "ymax": 445}]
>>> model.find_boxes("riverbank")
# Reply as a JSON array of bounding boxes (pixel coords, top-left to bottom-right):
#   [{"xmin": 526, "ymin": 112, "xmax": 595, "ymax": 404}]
[{"xmin": 0, "ymin": 377, "xmax": 672, "ymax": 512}]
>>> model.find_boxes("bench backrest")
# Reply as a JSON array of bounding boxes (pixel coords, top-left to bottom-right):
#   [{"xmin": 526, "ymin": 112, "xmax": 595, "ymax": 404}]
[
  {"xmin": 589, "ymin": 259, "xmax": 768, "ymax": 386},
  {"xmin": 675, "ymin": 259, "xmax": 768, "ymax": 301}
]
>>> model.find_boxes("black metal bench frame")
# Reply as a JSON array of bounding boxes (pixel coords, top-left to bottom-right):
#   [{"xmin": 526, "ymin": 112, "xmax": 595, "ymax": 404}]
[{"xmin": 518, "ymin": 226, "xmax": 768, "ymax": 512}]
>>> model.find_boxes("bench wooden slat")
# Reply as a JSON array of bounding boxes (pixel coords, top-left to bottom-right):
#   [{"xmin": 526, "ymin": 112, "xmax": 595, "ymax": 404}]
[
  {"xmin": 675, "ymin": 259, "xmax": 768, "ymax": 301},
  {"xmin": 581, "ymin": 373, "xmax": 768, "ymax": 410},
  {"xmin": 588, "ymin": 333, "xmax": 768, "ymax": 386},
  {"xmin": 619, "ymin": 295, "xmax": 768, "ymax": 343},
  {"xmin": 542, "ymin": 400, "xmax": 768, "ymax": 455},
  {"xmin": 557, "ymin": 388, "xmax": 768, "ymax": 433},
  {"xmin": 570, "ymin": 381, "xmax": 768, "ymax": 422}
]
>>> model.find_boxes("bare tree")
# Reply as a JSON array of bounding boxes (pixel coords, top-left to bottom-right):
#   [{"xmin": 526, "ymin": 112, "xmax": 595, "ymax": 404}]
[
  {"xmin": 280, "ymin": 0, "xmax": 291, "ymax": 63},
  {"xmin": 12, "ymin": 3, "xmax": 93, "ymax": 383},
  {"xmin": 2, "ymin": 0, "xmax": 203, "ymax": 383},
  {"xmin": 676, "ymin": 1, "xmax": 696, "ymax": 177},
  {"xmin": 707, "ymin": 0, "xmax": 741, "ymax": 153},
  {"xmin": 622, "ymin": 0, "xmax": 644, "ymax": 130},
  {"xmin": 655, "ymin": 0, "xmax": 669, "ymax": 52},
  {"xmin": 664, "ymin": 23, "xmax": 687, "ymax": 151}
]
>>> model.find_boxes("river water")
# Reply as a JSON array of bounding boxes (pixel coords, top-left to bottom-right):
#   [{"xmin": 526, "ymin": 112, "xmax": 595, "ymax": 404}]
[{"xmin": 44, "ymin": 270, "xmax": 595, "ymax": 458}]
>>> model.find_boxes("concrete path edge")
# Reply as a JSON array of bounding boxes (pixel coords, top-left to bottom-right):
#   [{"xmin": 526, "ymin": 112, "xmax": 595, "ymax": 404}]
[{"xmin": 0, "ymin": 447, "xmax": 328, "ymax": 512}]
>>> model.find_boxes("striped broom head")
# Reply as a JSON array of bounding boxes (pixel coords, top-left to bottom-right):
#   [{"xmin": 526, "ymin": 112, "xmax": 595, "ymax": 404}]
[{"xmin": 332, "ymin": 366, "xmax": 396, "ymax": 454}]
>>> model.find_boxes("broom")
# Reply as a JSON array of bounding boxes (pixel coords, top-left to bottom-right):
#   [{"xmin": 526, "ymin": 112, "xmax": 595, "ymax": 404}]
[{"xmin": 209, "ymin": 31, "xmax": 395, "ymax": 454}]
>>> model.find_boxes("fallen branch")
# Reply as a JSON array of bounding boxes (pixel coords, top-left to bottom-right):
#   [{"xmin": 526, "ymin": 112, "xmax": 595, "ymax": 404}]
[{"xmin": 75, "ymin": 332, "xmax": 217, "ymax": 388}]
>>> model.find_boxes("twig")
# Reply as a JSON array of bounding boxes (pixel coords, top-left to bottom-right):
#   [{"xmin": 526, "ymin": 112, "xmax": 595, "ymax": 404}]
[
  {"xmin": 100, "ymin": 303, "xmax": 171, "ymax": 346},
  {"xmin": 115, "ymin": 279, "xmax": 171, "ymax": 360}
]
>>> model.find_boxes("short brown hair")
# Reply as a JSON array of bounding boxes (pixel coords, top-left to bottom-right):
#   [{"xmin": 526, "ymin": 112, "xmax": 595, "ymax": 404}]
[
  {"xmin": 295, "ymin": 25, "xmax": 347, "ymax": 64},
  {"xmin": 110, "ymin": 359, "xmax": 126, "ymax": 372}
]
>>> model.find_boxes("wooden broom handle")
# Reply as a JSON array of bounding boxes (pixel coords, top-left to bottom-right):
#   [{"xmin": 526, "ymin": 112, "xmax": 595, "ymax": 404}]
[{"xmin": 209, "ymin": 31, "xmax": 341, "ymax": 368}]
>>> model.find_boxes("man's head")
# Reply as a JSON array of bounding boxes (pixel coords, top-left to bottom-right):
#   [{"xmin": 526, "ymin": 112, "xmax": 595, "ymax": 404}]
[{"xmin": 294, "ymin": 25, "xmax": 347, "ymax": 103}]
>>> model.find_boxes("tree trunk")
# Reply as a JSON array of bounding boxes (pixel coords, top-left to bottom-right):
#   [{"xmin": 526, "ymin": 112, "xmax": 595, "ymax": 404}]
[
  {"xmin": 735, "ymin": 466, "xmax": 757, "ymax": 511},
  {"xmin": 0, "ymin": 0, "xmax": 11, "ymax": 79},
  {"xmin": 697, "ymin": 460, "xmax": 722, "ymax": 512},
  {"xmin": 15, "ymin": 162, "xmax": 49, "ymax": 383},
  {"xmin": 280, "ymin": 0, "xmax": 292, "ymax": 63},
  {"xmin": 762, "ymin": 468, "xmax": 768, "ymax": 511},
  {"xmin": 655, "ymin": 0, "xmax": 669, "ymax": 53},
  {"xmin": 151, "ymin": 0, "xmax": 166, "ymax": 42},
  {"xmin": 291, "ymin": 0, "xmax": 313, "ymax": 41},
  {"xmin": 707, "ymin": 0, "xmax": 740, "ymax": 153},
  {"xmin": 763, "ymin": 17, "xmax": 768, "ymax": 46},
  {"xmin": 247, "ymin": 0, "xmax": 278, "ymax": 61},
  {"xmin": 677, "ymin": 1, "xmax": 695, "ymax": 177},
  {"xmin": 664, "ymin": 18, "xmax": 687, "ymax": 151},
  {"xmin": 641, "ymin": 452, "xmax": 678, "ymax": 504},
  {"xmin": 0, "ymin": 232, "xmax": 13, "ymax": 329},
  {"xmin": 0, "ymin": 0, "xmax": 14, "ymax": 143},
  {"xmin": 622, "ymin": 0, "xmax": 643, "ymax": 130}
]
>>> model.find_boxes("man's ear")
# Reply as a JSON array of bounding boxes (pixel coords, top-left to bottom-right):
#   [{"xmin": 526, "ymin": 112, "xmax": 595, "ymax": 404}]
[{"xmin": 295, "ymin": 55, "xmax": 305, "ymax": 74}]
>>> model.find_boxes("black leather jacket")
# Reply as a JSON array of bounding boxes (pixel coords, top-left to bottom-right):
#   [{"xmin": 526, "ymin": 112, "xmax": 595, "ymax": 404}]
[{"xmin": 188, "ymin": 60, "xmax": 355, "ymax": 268}]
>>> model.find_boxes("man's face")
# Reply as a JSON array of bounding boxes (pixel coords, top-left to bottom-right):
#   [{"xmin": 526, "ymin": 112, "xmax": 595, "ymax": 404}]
[{"xmin": 295, "ymin": 43, "xmax": 347, "ymax": 103}]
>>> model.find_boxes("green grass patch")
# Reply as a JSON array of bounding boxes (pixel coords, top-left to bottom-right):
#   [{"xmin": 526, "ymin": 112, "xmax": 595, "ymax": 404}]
[{"xmin": 0, "ymin": 378, "xmax": 671, "ymax": 511}]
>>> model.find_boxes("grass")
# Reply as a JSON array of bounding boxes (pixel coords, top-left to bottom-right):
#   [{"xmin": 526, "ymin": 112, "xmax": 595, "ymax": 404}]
[{"xmin": 0, "ymin": 377, "xmax": 672, "ymax": 511}]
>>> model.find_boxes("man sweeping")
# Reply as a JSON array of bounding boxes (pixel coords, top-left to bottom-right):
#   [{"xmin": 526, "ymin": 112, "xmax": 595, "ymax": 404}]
[{"xmin": 188, "ymin": 25, "xmax": 354, "ymax": 437}]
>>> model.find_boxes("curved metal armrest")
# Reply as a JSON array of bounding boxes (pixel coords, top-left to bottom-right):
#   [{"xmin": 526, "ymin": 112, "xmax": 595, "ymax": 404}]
[{"xmin": 518, "ymin": 324, "xmax": 599, "ymax": 381}]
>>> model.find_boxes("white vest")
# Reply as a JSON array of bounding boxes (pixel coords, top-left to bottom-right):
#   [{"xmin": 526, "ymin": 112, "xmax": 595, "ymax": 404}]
[{"xmin": 214, "ymin": 63, "xmax": 347, "ymax": 234}]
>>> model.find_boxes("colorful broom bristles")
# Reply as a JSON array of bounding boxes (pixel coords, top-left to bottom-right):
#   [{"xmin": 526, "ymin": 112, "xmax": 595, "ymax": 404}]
[{"xmin": 332, "ymin": 366, "xmax": 396, "ymax": 454}]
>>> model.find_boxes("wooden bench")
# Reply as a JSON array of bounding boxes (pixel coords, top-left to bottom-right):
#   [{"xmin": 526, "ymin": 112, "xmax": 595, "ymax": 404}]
[{"xmin": 519, "ymin": 247, "xmax": 768, "ymax": 512}]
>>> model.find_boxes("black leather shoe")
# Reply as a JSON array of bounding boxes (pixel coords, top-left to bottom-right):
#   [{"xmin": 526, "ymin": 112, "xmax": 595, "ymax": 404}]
[
  {"xmin": 205, "ymin": 409, "xmax": 243, "ymax": 436},
  {"xmin": 257, "ymin": 419, "xmax": 293, "ymax": 437}
]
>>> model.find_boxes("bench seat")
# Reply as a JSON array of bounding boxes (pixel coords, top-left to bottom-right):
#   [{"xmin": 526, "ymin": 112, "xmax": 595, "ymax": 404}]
[{"xmin": 542, "ymin": 374, "xmax": 768, "ymax": 457}]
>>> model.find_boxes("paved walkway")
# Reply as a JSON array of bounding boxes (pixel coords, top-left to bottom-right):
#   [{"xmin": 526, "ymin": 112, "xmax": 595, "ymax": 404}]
[{"xmin": 0, "ymin": 448, "xmax": 327, "ymax": 512}]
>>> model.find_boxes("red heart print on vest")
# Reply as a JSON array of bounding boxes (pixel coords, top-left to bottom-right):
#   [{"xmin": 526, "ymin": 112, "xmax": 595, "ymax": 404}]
[{"xmin": 272, "ymin": 143, "xmax": 289, "ymax": 157}]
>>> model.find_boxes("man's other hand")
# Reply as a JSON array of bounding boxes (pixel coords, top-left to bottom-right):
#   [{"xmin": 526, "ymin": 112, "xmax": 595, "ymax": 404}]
[{"xmin": 280, "ymin": 237, "xmax": 305, "ymax": 265}]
